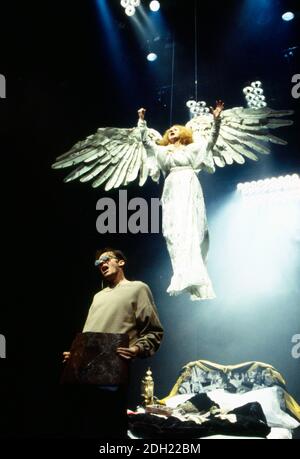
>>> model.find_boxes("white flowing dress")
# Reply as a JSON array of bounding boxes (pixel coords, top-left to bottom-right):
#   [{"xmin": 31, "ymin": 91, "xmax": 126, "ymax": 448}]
[{"xmin": 139, "ymin": 119, "xmax": 219, "ymax": 301}]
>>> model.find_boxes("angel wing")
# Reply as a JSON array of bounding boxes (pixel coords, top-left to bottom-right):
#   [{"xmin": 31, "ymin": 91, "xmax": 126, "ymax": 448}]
[
  {"xmin": 186, "ymin": 107, "xmax": 294, "ymax": 168},
  {"xmin": 52, "ymin": 126, "xmax": 162, "ymax": 190}
]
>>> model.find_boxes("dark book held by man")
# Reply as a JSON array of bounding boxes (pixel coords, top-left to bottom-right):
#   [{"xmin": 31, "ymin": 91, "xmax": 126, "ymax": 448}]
[{"xmin": 61, "ymin": 332, "xmax": 129, "ymax": 385}]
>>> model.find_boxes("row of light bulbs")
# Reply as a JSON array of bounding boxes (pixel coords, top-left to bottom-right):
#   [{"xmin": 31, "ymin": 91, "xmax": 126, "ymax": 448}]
[
  {"xmin": 237, "ymin": 174, "xmax": 300, "ymax": 195},
  {"xmin": 121, "ymin": 4, "xmax": 295, "ymax": 19}
]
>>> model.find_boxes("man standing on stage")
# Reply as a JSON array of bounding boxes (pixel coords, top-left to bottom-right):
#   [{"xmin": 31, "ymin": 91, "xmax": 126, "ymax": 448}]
[{"xmin": 62, "ymin": 247, "xmax": 164, "ymax": 438}]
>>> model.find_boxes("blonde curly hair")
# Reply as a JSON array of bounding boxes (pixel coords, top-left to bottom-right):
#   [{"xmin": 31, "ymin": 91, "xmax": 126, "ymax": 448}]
[{"xmin": 158, "ymin": 125, "xmax": 194, "ymax": 146}]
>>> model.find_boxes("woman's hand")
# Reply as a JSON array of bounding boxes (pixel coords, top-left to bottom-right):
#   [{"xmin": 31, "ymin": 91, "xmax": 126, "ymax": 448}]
[
  {"xmin": 210, "ymin": 100, "xmax": 224, "ymax": 119},
  {"xmin": 62, "ymin": 351, "xmax": 71, "ymax": 363},
  {"xmin": 138, "ymin": 107, "xmax": 146, "ymax": 120}
]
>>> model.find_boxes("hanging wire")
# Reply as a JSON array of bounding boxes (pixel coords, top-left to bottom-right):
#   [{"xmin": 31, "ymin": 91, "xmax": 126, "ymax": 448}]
[
  {"xmin": 169, "ymin": 35, "xmax": 175, "ymax": 126},
  {"xmin": 194, "ymin": 0, "xmax": 198, "ymax": 102}
]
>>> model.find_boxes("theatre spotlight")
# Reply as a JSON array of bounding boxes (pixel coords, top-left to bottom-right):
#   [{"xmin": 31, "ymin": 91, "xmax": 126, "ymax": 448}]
[
  {"xmin": 147, "ymin": 52, "xmax": 158, "ymax": 62},
  {"xmin": 149, "ymin": 1, "xmax": 160, "ymax": 12},
  {"xmin": 186, "ymin": 100, "xmax": 210, "ymax": 118},
  {"xmin": 282, "ymin": 11, "xmax": 295, "ymax": 21},
  {"xmin": 120, "ymin": 0, "xmax": 141, "ymax": 17}
]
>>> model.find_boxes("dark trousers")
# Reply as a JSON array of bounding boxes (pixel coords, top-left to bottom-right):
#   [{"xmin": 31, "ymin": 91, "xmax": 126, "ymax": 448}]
[{"xmin": 60, "ymin": 384, "xmax": 128, "ymax": 438}]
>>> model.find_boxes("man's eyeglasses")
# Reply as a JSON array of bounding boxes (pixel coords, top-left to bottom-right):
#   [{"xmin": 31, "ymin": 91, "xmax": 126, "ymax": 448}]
[{"xmin": 94, "ymin": 255, "xmax": 118, "ymax": 267}]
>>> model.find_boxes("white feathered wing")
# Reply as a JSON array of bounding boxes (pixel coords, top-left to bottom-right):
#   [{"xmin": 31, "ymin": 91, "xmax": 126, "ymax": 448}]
[
  {"xmin": 52, "ymin": 126, "xmax": 162, "ymax": 190},
  {"xmin": 186, "ymin": 107, "xmax": 293, "ymax": 168}
]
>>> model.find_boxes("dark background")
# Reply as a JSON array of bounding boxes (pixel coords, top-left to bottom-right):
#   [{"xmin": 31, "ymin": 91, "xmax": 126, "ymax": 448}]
[{"xmin": 0, "ymin": 0, "xmax": 299, "ymax": 437}]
